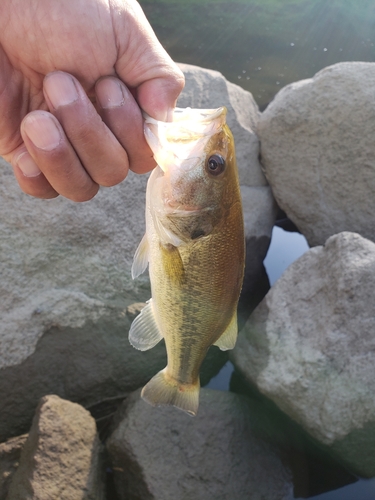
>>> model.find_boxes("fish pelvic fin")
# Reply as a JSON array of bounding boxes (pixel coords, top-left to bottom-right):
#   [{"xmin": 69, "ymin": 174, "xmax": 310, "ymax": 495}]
[
  {"xmin": 128, "ymin": 299, "xmax": 163, "ymax": 351},
  {"xmin": 141, "ymin": 369, "xmax": 200, "ymax": 416},
  {"xmin": 131, "ymin": 234, "xmax": 149, "ymax": 279},
  {"xmin": 213, "ymin": 312, "xmax": 238, "ymax": 351}
]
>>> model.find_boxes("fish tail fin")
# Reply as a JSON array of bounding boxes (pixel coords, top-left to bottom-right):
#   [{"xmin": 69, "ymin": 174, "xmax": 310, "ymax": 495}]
[{"xmin": 141, "ymin": 369, "xmax": 200, "ymax": 416}]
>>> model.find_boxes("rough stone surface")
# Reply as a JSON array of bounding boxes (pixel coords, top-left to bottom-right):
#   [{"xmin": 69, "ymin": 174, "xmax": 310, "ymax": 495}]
[
  {"xmin": 107, "ymin": 388, "xmax": 293, "ymax": 500},
  {"xmin": 7, "ymin": 395, "xmax": 104, "ymax": 500},
  {"xmin": 231, "ymin": 232, "xmax": 375, "ymax": 477},
  {"xmin": 0, "ymin": 435, "xmax": 27, "ymax": 500},
  {"xmin": 258, "ymin": 61, "xmax": 375, "ymax": 247},
  {"xmin": 0, "ymin": 299, "xmax": 166, "ymax": 441},
  {"xmin": 0, "ymin": 64, "xmax": 273, "ymax": 440},
  {"xmin": 0, "ymin": 302, "xmax": 226, "ymax": 441}
]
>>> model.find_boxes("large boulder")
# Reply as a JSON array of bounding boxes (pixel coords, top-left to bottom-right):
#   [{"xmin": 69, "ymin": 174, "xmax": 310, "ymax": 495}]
[
  {"xmin": 0, "ymin": 435, "xmax": 28, "ymax": 500},
  {"xmin": 231, "ymin": 232, "xmax": 375, "ymax": 477},
  {"xmin": 7, "ymin": 395, "xmax": 105, "ymax": 500},
  {"xmin": 0, "ymin": 298, "xmax": 225, "ymax": 441},
  {"xmin": 0, "ymin": 155, "xmax": 155, "ymax": 439},
  {"xmin": 107, "ymin": 388, "xmax": 294, "ymax": 500},
  {"xmin": 0, "ymin": 64, "xmax": 272, "ymax": 440},
  {"xmin": 258, "ymin": 61, "xmax": 375, "ymax": 247}
]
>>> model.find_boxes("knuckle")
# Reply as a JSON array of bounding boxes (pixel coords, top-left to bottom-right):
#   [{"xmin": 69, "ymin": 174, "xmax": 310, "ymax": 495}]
[
  {"xmin": 70, "ymin": 184, "xmax": 99, "ymax": 203},
  {"xmin": 21, "ymin": 184, "xmax": 59, "ymax": 199},
  {"xmin": 167, "ymin": 67, "xmax": 185, "ymax": 97}
]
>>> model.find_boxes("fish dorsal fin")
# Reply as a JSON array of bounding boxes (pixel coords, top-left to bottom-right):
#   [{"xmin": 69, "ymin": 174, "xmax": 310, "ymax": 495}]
[
  {"xmin": 214, "ymin": 312, "xmax": 238, "ymax": 351},
  {"xmin": 131, "ymin": 234, "xmax": 150, "ymax": 279},
  {"xmin": 128, "ymin": 299, "xmax": 163, "ymax": 351}
]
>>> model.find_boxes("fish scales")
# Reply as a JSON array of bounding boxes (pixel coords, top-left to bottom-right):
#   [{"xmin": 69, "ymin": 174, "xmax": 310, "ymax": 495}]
[
  {"xmin": 129, "ymin": 107, "xmax": 245, "ymax": 415},
  {"xmin": 153, "ymin": 208, "xmax": 243, "ymax": 382}
]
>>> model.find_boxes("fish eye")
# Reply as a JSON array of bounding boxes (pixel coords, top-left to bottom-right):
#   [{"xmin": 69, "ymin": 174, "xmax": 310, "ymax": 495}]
[{"xmin": 206, "ymin": 154, "xmax": 226, "ymax": 176}]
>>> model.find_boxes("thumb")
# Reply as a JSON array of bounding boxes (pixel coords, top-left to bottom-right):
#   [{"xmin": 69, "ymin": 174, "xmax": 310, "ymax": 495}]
[
  {"xmin": 111, "ymin": 0, "xmax": 184, "ymax": 121},
  {"xmin": 136, "ymin": 71, "xmax": 185, "ymax": 122}
]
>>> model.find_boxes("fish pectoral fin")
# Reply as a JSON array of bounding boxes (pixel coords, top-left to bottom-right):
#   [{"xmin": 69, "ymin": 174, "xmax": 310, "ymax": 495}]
[
  {"xmin": 128, "ymin": 299, "xmax": 163, "ymax": 351},
  {"xmin": 213, "ymin": 312, "xmax": 238, "ymax": 351},
  {"xmin": 141, "ymin": 368, "xmax": 200, "ymax": 416},
  {"xmin": 154, "ymin": 216, "xmax": 184, "ymax": 247},
  {"xmin": 131, "ymin": 234, "xmax": 150, "ymax": 279}
]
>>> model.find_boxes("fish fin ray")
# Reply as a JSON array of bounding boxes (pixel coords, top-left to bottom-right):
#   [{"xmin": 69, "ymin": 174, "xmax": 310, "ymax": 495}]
[
  {"xmin": 141, "ymin": 369, "xmax": 199, "ymax": 416},
  {"xmin": 131, "ymin": 234, "xmax": 149, "ymax": 279},
  {"xmin": 128, "ymin": 299, "xmax": 163, "ymax": 351},
  {"xmin": 214, "ymin": 312, "xmax": 238, "ymax": 351},
  {"xmin": 154, "ymin": 216, "xmax": 183, "ymax": 247}
]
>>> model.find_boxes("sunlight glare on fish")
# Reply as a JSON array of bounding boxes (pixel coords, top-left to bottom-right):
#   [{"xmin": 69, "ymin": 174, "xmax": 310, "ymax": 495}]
[{"xmin": 143, "ymin": 108, "xmax": 226, "ymax": 173}]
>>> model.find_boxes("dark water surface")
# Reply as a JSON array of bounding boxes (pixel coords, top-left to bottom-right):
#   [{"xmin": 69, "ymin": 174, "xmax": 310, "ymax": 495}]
[
  {"xmin": 137, "ymin": 1, "xmax": 375, "ymax": 498},
  {"xmin": 140, "ymin": 0, "xmax": 375, "ymax": 109}
]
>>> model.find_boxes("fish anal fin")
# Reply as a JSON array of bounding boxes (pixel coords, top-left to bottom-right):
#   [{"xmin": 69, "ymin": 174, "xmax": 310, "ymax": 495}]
[
  {"xmin": 128, "ymin": 299, "xmax": 163, "ymax": 351},
  {"xmin": 141, "ymin": 369, "xmax": 200, "ymax": 416},
  {"xmin": 131, "ymin": 234, "xmax": 149, "ymax": 279},
  {"xmin": 214, "ymin": 312, "xmax": 238, "ymax": 351}
]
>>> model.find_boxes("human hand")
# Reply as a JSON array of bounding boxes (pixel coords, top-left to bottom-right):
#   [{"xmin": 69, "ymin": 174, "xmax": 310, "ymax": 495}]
[{"xmin": 0, "ymin": 0, "xmax": 184, "ymax": 201}]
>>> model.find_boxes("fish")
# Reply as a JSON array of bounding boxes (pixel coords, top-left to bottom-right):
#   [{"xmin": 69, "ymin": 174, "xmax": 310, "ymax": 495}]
[{"xmin": 129, "ymin": 106, "xmax": 245, "ymax": 416}]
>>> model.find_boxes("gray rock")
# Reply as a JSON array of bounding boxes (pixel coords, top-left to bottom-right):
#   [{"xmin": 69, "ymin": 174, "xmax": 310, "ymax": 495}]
[
  {"xmin": 0, "ymin": 64, "xmax": 273, "ymax": 440},
  {"xmin": 231, "ymin": 232, "xmax": 375, "ymax": 477},
  {"xmin": 7, "ymin": 395, "xmax": 104, "ymax": 500},
  {"xmin": 0, "ymin": 300, "xmax": 225, "ymax": 441},
  {"xmin": 0, "ymin": 435, "xmax": 27, "ymax": 500},
  {"xmin": 0, "ymin": 159, "xmax": 153, "ymax": 430},
  {"xmin": 107, "ymin": 388, "xmax": 293, "ymax": 500},
  {"xmin": 258, "ymin": 61, "xmax": 375, "ymax": 247},
  {"xmin": 0, "ymin": 298, "xmax": 168, "ymax": 441}
]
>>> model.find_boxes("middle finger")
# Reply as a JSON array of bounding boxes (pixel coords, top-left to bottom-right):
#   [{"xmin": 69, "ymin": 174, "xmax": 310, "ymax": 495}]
[{"xmin": 43, "ymin": 71, "xmax": 130, "ymax": 187}]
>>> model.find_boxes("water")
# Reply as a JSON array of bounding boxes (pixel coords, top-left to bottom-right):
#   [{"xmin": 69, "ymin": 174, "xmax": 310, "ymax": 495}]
[
  {"xmin": 138, "ymin": 1, "xmax": 375, "ymax": 497},
  {"xmin": 264, "ymin": 226, "xmax": 309, "ymax": 285},
  {"xmin": 311, "ymin": 479, "xmax": 375, "ymax": 500},
  {"xmin": 140, "ymin": 0, "xmax": 375, "ymax": 110}
]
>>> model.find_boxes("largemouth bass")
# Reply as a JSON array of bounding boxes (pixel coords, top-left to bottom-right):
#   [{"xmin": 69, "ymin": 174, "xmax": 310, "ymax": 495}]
[{"xmin": 129, "ymin": 107, "xmax": 245, "ymax": 416}]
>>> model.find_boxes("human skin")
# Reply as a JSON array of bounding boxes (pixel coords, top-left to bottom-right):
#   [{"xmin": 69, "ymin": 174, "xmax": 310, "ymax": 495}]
[{"xmin": 0, "ymin": 0, "xmax": 184, "ymax": 201}]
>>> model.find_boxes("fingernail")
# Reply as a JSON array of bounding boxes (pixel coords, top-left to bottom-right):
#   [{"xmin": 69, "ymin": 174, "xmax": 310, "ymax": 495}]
[
  {"xmin": 22, "ymin": 112, "xmax": 61, "ymax": 151},
  {"xmin": 16, "ymin": 152, "xmax": 41, "ymax": 177},
  {"xmin": 96, "ymin": 78, "xmax": 126, "ymax": 109},
  {"xmin": 44, "ymin": 72, "xmax": 79, "ymax": 108}
]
